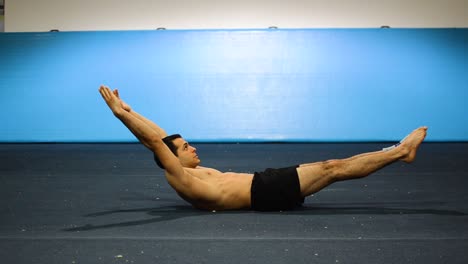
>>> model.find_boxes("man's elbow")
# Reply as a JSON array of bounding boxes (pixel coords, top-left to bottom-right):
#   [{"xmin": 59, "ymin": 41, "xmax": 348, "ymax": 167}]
[{"xmin": 148, "ymin": 135, "xmax": 164, "ymax": 150}]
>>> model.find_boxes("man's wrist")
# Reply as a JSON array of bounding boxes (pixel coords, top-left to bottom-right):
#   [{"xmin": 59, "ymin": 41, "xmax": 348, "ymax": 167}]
[{"xmin": 113, "ymin": 108, "xmax": 125, "ymax": 117}]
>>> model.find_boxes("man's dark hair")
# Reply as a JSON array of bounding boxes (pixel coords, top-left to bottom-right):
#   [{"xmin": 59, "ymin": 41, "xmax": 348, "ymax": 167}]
[{"xmin": 154, "ymin": 134, "xmax": 182, "ymax": 169}]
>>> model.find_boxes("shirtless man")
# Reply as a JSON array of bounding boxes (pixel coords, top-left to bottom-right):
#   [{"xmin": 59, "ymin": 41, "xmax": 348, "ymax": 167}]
[{"xmin": 99, "ymin": 85, "xmax": 427, "ymax": 211}]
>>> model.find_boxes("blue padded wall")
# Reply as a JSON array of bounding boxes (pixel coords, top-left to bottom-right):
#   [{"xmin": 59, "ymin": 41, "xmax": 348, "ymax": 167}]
[{"xmin": 0, "ymin": 29, "xmax": 467, "ymax": 142}]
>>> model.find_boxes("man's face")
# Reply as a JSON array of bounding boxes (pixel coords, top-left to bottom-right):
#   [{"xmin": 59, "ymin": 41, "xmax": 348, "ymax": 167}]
[{"xmin": 172, "ymin": 138, "xmax": 200, "ymax": 168}]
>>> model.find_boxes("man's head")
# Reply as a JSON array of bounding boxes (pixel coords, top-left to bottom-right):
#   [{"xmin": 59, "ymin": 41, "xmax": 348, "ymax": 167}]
[{"xmin": 154, "ymin": 134, "xmax": 200, "ymax": 169}]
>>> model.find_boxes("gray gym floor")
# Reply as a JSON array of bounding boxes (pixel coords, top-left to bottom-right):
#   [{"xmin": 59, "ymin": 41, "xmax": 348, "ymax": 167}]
[{"xmin": 1, "ymin": 143, "xmax": 467, "ymax": 263}]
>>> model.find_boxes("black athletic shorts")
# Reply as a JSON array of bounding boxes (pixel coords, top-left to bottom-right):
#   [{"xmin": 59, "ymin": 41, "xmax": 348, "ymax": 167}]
[{"xmin": 250, "ymin": 165, "xmax": 304, "ymax": 211}]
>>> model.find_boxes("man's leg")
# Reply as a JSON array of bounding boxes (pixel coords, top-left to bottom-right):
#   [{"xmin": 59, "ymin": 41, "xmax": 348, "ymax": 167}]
[{"xmin": 297, "ymin": 127, "xmax": 427, "ymax": 197}]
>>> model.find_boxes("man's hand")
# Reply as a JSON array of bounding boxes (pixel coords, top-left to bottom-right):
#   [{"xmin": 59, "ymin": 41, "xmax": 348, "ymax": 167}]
[
  {"xmin": 99, "ymin": 85, "xmax": 123, "ymax": 115},
  {"xmin": 113, "ymin": 89, "xmax": 132, "ymax": 112}
]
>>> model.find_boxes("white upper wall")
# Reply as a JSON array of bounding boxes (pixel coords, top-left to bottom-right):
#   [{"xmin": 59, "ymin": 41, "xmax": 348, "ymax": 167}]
[{"xmin": 5, "ymin": 0, "xmax": 468, "ymax": 32}]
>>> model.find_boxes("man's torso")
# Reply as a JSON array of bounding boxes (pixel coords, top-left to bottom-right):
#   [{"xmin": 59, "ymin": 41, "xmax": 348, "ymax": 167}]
[{"xmin": 166, "ymin": 167, "xmax": 254, "ymax": 210}]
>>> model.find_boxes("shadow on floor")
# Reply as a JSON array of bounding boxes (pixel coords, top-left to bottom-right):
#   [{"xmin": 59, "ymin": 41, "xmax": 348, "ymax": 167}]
[{"xmin": 62, "ymin": 202, "xmax": 466, "ymax": 232}]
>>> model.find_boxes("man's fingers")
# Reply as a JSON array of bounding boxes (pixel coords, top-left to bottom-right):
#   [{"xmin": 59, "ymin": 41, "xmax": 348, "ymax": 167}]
[
  {"xmin": 99, "ymin": 85, "xmax": 113, "ymax": 100},
  {"xmin": 99, "ymin": 86, "xmax": 106, "ymax": 97},
  {"xmin": 100, "ymin": 86, "xmax": 108, "ymax": 97},
  {"xmin": 99, "ymin": 85, "xmax": 121, "ymax": 105},
  {"xmin": 99, "ymin": 85, "xmax": 107, "ymax": 93},
  {"xmin": 112, "ymin": 89, "xmax": 120, "ymax": 98}
]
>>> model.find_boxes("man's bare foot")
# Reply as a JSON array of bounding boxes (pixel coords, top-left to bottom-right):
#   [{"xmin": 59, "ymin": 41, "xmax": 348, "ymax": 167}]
[
  {"xmin": 113, "ymin": 89, "xmax": 131, "ymax": 112},
  {"xmin": 399, "ymin": 127, "xmax": 428, "ymax": 163}
]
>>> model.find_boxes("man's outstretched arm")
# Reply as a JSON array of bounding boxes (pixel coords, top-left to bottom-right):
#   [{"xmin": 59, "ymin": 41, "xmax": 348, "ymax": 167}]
[
  {"xmin": 99, "ymin": 85, "xmax": 162, "ymax": 150},
  {"xmin": 113, "ymin": 89, "xmax": 168, "ymax": 138},
  {"xmin": 99, "ymin": 86, "xmax": 188, "ymax": 183}
]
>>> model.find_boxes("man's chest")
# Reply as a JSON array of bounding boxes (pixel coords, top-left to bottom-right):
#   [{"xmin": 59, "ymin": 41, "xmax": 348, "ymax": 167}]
[{"xmin": 185, "ymin": 167, "xmax": 224, "ymax": 181}]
